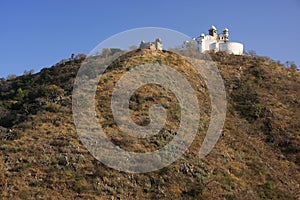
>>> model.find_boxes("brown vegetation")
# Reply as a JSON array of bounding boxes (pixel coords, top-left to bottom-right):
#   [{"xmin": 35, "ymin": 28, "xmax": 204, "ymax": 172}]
[{"xmin": 0, "ymin": 49, "xmax": 299, "ymax": 199}]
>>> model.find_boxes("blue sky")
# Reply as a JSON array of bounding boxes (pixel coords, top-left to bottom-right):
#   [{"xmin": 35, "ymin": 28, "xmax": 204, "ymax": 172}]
[{"xmin": 0, "ymin": 0, "xmax": 300, "ymax": 78}]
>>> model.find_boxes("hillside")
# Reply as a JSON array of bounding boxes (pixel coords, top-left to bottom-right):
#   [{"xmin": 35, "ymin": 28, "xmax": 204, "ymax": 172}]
[{"xmin": 0, "ymin": 49, "xmax": 299, "ymax": 199}]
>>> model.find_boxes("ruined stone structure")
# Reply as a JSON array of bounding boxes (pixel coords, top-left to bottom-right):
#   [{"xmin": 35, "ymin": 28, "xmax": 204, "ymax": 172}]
[
  {"xmin": 139, "ymin": 38, "xmax": 163, "ymax": 50},
  {"xmin": 193, "ymin": 25, "xmax": 244, "ymax": 55}
]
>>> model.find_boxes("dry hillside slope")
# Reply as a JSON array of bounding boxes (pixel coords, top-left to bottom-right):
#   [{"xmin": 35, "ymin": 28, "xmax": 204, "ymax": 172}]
[{"xmin": 0, "ymin": 49, "xmax": 299, "ymax": 199}]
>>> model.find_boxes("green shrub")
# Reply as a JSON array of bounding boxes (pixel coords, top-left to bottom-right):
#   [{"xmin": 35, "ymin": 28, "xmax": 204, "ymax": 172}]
[{"xmin": 232, "ymin": 84, "xmax": 265, "ymax": 121}]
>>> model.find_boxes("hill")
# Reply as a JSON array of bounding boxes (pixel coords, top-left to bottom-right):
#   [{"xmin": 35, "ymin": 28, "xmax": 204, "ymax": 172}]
[{"xmin": 0, "ymin": 49, "xmax": 299, "ymax": 199}]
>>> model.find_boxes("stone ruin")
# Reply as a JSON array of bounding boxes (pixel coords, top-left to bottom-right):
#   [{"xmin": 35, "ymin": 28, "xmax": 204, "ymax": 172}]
[{"xmin": 139, "ymin": 38, "xmax": 163, "ymax": 50}]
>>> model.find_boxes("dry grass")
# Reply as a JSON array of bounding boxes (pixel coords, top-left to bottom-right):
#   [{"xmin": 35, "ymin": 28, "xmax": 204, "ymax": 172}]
[{"xmin": 0, "ymin": 49, "xmax": 299, "ymax": 199}]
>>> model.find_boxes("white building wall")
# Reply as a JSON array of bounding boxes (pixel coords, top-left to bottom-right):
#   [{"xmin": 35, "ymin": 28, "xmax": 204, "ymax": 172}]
[
  {"xmin": 209, "ymin": 42, "xmax": 219, "ymax": 52},
  {"xmin": 199, "ymin": 35, "xmax": 216, "ymax": 52},
  {"xmin": 219, "ymin": 42, "xmax": 243, "ymax": 55}
]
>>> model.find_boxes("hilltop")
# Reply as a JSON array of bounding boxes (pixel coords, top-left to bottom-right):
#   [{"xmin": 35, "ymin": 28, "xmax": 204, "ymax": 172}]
[{"xmin": 0, "ymin": 49, "xmax": 299, "ymax": 199}]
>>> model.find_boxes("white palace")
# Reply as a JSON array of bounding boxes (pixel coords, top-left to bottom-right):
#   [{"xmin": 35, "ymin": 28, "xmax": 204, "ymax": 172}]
[{"xmin": 193, "ymin": 25, "xmax": 244, "ymax": 55}]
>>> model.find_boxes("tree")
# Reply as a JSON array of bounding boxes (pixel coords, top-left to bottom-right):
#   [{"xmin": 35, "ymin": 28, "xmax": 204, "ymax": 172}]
[
  {"xmin": 101, "ymin": 48, "xmax": 112, "ymax": 58},
  {"xmin": 110, "ymin": 48, "xmax": 123, "ymax": 55},
  {"xmin": 23, "ymin": 69, "xmax": 34, "ymax": 75},
  {"xmin": 286, "ymin": 61, "xmax": 298, "ymax": 70},
  {"xmin": 247, "ymin": 50, "xmax": 257, "ymax": 57},
  {"xmin": 290, "ymin": 63, "xmax": 298, "ymax": 70},
  {"xmin": 7, "ymin": 74, "xmax": 17, "ymax": 80},
  {"xmin": 129, "ymin": 45, "xmax": 138, "ymax": 50}
]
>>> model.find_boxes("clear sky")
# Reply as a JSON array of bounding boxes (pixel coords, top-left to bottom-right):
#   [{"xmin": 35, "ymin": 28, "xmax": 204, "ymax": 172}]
[{"xmin": 0, "ymin": 0, "xmax": 300, "ymax": 78}]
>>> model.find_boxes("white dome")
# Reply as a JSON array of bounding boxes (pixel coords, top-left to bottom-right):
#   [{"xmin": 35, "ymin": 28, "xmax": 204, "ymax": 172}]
[{"xmin": 211, "ymin": 25, "xmax": 217, "ymax": 30}]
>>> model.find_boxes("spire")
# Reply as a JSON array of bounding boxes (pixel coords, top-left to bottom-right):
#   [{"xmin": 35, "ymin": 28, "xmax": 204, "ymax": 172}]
[
  {"xmin": 208, "ymin": 25, "xmax": 218, "ymax": 39},
  {"xmin": 223, "ymin": 28, "xmax": 229, "ymax": 42}
]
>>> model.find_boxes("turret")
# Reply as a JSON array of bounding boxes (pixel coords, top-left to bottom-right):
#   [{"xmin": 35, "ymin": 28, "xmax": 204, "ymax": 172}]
[
  {"xmin": 223, "ymin": 28, "xmax": 229, "ymax": 42},
  {"xmin": 208, "ymin": 25, "xmax": 218, "ymax": 39},
  {"xmin": 155, "ymin": 38, "xmax": 163, "ymax": 50}
]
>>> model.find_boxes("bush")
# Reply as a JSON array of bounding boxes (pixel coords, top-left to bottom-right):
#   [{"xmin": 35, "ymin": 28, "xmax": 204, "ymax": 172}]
[{"xmin": 232, "ymin": 84, "xmax": 264, "ymax": 121}]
